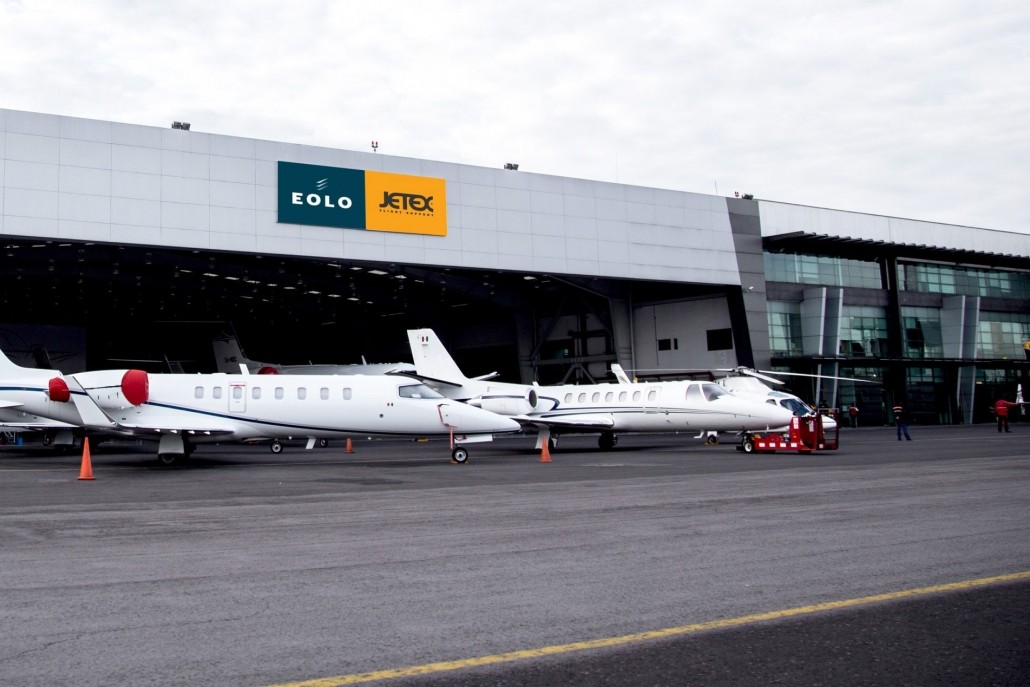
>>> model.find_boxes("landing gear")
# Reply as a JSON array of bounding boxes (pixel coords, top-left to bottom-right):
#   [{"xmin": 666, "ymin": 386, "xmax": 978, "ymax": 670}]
[
  {"xmin": 741, "ymin": 434, "xmax": 755, "ymax": 453},
  {"xmin": 598, "ymin": 432, "xmax": 618, "ymax": 450},
  {"xmin": 270, "ymin": 440, "xmax": 284, "ymax": 454},
  {"xmin": 704, "ymin": 433, "xmax": 719, "ymax": 446},
  {"xmin": 318, "ymin": 439, "xmax": 329, "ymax": 448},
  {"xmin": 451, "ymin": 446, "xmax": 469, "ymax": 464}
]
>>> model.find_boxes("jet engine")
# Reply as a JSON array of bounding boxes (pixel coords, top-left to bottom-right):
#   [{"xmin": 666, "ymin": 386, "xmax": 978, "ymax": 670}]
[
  {"xmin": 468, "ymin": 388, "xmax": 538, "ymax": 416},
  {"xmin": 121, "ymin": 369, "xmax": 150, "ymax": 406},
  {"xmin": 48, "ymin": 377, "xmax": 71, "ymax": 402}
]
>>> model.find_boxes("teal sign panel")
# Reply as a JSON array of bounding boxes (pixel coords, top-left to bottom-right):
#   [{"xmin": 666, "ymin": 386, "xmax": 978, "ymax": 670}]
[{"xmin": 277, "ymin": 161, "xmax": 367, "ymax": 229}]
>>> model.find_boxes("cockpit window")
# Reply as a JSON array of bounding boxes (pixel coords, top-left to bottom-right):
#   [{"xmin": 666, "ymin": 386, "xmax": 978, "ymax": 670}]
[
  {"xmin": 686, "ymin": 384, "xmax": 704, "ymax": 402},
  {"xmin": 398, "ymin": 383, "xmax": 444, "ymax": 399},
  {"xmin": 701, "ymin": 384, "xmax": 730, "ymax": 401},
  {"xmin": 779, "ymin": 397, "xmax": 815, "ymax": 415}
]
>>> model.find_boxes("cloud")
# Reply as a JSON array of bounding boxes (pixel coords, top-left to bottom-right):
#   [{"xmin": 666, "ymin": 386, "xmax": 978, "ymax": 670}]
[{"xmin": 2, "ymin": 0, "xmax": 1028, "ymax": 232}]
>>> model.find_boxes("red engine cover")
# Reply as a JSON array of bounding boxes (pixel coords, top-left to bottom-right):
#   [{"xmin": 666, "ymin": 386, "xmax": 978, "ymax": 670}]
[
  {"xmin": 257, "ymin": 366, "xmax": 280, "ymax": 375},
  {"xmin": 121, "ymin": 369, "xmax": 150, "ymax": 406},
  {"xmin": 48, "ymin": 377, "xmax": 71, "ymax": 403}
]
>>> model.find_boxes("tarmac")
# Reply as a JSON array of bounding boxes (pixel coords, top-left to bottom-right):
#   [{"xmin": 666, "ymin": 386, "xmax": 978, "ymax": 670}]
[{"xmin": 1, "ymin": 423, "xmax": 1028, "ymax": 686}]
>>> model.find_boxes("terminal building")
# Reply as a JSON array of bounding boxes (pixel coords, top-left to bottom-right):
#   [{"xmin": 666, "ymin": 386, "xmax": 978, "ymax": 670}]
[{"xmin": 1, "ymin": 108, "xmax": 1027, "ymax": 426}]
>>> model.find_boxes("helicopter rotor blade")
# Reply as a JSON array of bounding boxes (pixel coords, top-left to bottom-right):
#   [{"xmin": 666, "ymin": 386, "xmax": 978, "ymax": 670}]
[{"xmin": 755, "ymin": 369, "xmax": 877, "ymax": 383}]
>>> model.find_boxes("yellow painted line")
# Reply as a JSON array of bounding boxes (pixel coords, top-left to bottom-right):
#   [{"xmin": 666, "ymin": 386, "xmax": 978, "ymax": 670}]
[{"xmin": 266, "ymin": 571, "xmax": 1030, "ymax": 687}]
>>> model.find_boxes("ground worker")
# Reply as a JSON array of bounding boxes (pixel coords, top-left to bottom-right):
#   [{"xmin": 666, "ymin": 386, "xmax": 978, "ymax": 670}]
[
  {"xmin": 848, "ymin": 403, "xmax": 859, "ymax": 428},
  {"xmin": 892, "ymin": 404, "xmax": 911, "ymax": 441},
  {"xmin": 994, "ymin": 397, "xmax": 1019, "ymax": 433}
]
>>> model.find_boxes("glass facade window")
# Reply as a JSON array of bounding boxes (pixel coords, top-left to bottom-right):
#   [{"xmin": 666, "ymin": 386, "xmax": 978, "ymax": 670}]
[
  {"xmin": 764, "ymin": 252, "xmax": 881, "ymax": 288},
  {"xmin": 900, "ymin": 306, "xmax": 943, "ymax": 358},
  {"xmin": 767, "ymin": 300, "xmax": 803, "ymax": 356},
  {"xmin": 898, "ymin": 262, "xmax": 1030, "ymax": 299},
  {"xmin": 976, "ymin": 312, "xmax": 1030, "ymax": 359},
  {"xmin": 839, "ymin": 306, "xmax": 888, "ymax": 357}
]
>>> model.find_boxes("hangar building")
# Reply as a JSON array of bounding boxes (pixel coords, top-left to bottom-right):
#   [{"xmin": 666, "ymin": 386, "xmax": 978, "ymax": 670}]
[{"xmin": 1, "ymin": 108, "xmax": 1027, "ymax": 425}]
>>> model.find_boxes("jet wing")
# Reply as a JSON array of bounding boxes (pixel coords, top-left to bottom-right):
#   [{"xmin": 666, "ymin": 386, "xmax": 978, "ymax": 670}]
[
  {"xmin": 512, "ymin": 414, "xmax": 616, "ymax": 430},
  {"xmin": 0, "ymin": 399, "xmax": 23, "ymax": 409}
]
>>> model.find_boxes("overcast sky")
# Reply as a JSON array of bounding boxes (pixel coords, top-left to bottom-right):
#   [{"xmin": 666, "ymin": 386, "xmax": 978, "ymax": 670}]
[{"xmin": 2, "ymin": 1, "xmax": 1028, "ymax": 234}]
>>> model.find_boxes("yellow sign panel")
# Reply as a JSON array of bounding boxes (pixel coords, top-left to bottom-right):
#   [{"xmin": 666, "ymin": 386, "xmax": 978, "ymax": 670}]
[{"xmin": 364, "ymin": 170, "xmax": 447, "ymax": 236}]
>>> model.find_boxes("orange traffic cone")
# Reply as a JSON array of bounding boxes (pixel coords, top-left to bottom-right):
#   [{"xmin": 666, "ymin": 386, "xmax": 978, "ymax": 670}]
[
  {"xmin": 78, "ymin": 437, "xmax": 95, "ymax": 481},
  {"xmin": 539, "ymin": 441, "xmax": 552, "ymax": 463},
  {"xmin": 345, "ymin": 437, "xmax": 354, "ymax": 454}
]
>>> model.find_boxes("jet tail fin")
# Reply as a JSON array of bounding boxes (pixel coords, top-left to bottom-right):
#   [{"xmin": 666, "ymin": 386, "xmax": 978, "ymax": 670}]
[
  {"xmin": 0, "ymin": 347, "xmax": 55, "ymax": 377},
  {"xmin": 212, "ymin": 335, "xmax": 268, "ymax": 374},
  {"xmin": 611, "ymin": 363, "xmax": 632, "ymax": 384},
  {"xmin": 406, "ymin": 329, "xmax": 472, "ymax": 386}
]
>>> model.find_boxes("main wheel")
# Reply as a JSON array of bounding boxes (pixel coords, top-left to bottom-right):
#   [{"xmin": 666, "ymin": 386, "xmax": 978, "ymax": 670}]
[
  {"xmin": 157, "ymin": 453, "xmax": 178, "ymax": 466},
  {"xmin": 451, "ymin": 447, "xmax": 469, "ymax": 464},
  {"xmin": 598, "ymin": 432, "xmax": 617, "ymax": 450},
  {"xmin": 741, "ymin": 435, "xmax": 755, "ymax": 453},
  {"xmin": 704, "ymin": 434, "xmax": 719, "ymax": 446},
  {"xmin": 270, "ymin": 440, "xmax": 284, "ymax": 454}
]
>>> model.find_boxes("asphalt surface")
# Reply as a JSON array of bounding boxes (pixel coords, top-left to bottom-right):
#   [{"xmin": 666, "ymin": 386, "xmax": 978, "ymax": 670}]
[{"xmin": 1, "ymin": 424, "xmax": 1028, "ymax": 686}]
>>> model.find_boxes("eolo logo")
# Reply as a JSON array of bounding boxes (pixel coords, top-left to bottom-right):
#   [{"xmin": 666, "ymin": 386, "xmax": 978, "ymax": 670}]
[{"xmin": 277, "ymin": 162, "xmax": 447, "ymax": 236}]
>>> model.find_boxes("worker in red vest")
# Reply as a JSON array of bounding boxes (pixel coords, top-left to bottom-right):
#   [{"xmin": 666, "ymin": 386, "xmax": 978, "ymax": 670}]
[{"xmin": 994, "ymin": 398, "xmax": 1019, "ymax": 433}]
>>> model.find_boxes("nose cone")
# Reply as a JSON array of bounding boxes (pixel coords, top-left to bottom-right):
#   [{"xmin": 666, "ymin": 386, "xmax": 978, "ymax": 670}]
[
  {"xmin": 768, "ymin": 404, "xmax": 797, "ymax": 427},
  {"xmin": 441, "ymin": 402, "xmax": 521, "ymax": 434}
]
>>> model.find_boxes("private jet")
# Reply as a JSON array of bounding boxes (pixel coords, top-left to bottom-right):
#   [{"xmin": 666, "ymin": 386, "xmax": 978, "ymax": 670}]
[{"xmin": 405, "ymin": 329, "xmax": 794, "ymax": 451}]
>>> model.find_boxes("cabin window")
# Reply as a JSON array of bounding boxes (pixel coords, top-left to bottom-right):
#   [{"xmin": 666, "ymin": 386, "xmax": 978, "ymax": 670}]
[
  {"xmin": 605, "ymin": 392, "xmax": 614, "ymax": 402},
  {"xmin": 647, "ymin": 390, "xmax": 658, "ymax": 401},
  {"xmin": 565, "ymin": 393, "xmax": 573, "ymax": 403},
  {"xmin": 632, "ymin": 390, "xmax": 641, "ymax": 402},
  {"xmin": 591, "ymin": 392, "xmax": 600, "ymax": 403},
  {"xmin": 686, "ymin": 384, "xmax": 703, "ymax": 402},
  {"xmin": 194, "ymin": 386, "xmax": 204, "ymax": 399},
  {"xmin": 578, "ymin": 393, "xmax": 587, "ymax": 404},
  {"xmin": 320, "ymin": 387, "xmax": 329, "ymax": 400},
  {"xmin": 275, "ymin": 387, "xmax": 284, "ymax": 400},
  {"xmin": 212, "ymin": 387, "xmax": 223, "ymax": 400},
  {"xmin": 232, "ymin": 386, "xmax": 243, "ymax": 400},
  {"xmin": 252, "ymin": 387, "xmax": 262, "ymax": 400},
  {"xmin": 297, "ymin": 387, "xmax": 307, "ymax": 400},
  {"xmin": 343, "ymin": 387, "xmax": 352, "ymax": 400},
  {"xmin": 618, "ymin": 391, "xmax": 628, "ymax": 402}
]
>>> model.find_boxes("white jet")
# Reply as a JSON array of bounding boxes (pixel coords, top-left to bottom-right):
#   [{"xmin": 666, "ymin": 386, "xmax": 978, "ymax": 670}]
[
  {"xmin": 405, "ymin": 329, "xmax": 795, "ymax": 451},
  {"xmin": 0, "ymin": 348, "xmax": 82, "ymax": 447},
  {"xmin": 212, "ymin": 333, "xmax": 416, "ymax": 376},
  {"xmin": 14, "ymin": 361, "xmax": 520, "ymax": 464}
]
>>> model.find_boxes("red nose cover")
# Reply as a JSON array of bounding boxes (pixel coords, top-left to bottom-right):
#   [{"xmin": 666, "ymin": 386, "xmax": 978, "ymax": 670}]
[
  {"xmin": 48, "ymin": 377, "xmax": 71, "ymax": 403},
  {"xmin": 121, "ymin": 369, "xmax": 150, "ymax": 406}
]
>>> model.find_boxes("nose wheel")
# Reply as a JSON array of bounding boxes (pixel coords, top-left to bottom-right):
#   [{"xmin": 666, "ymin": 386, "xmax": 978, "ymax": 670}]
[{"xmin": 451, "ymin": 446, "xmax": 469, "ymax": 464}]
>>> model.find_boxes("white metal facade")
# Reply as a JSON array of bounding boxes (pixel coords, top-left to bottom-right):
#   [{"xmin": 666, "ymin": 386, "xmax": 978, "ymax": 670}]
[{"xmin": 0, "ymin": 108, "xmax": 743, "ymax": 285}]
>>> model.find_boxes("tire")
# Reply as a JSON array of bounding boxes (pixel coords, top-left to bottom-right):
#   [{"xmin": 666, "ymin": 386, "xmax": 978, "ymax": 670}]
[
  {"xmin": 318, "ymin": 439, "xmax": 329, "ymax": 448},
  {"xmin": 451, "ymin": 447, "xmax": 469, "ymax": 464},
  {"xmin": 157, "ymin": 453, "xmax": 178, "ymax": 466},
  {"xmin": 704, "ymin": 434, "xmax": 719, "ymax": 446},
  {"xmin": 741, "ymin": 436, "xmax": 755, "ymax": 453},
  {"xmin": 270, "ymin": 441, "xmax": 284, "ymax": 454}
]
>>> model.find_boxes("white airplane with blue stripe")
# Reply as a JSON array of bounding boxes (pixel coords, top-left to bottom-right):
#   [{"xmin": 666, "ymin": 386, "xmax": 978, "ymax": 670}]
[
  {"xmin": 1, "ymin": 347, "xmax": 520, "ymax": 464},
  {"xmin": 405, "ymin": 329, "xmax": 794, "ymax": 451}
]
